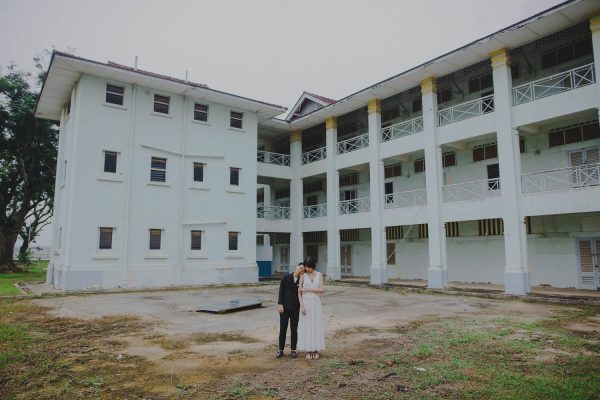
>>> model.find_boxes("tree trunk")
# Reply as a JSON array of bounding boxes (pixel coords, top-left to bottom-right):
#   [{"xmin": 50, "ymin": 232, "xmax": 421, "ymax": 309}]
[
  {"xmin": 19, "ymin": 238, "xmax": 30, "ymax": 259},
  {"xmin": 0, "ymin": 231, "xmax": 20, "ymax": 272}
]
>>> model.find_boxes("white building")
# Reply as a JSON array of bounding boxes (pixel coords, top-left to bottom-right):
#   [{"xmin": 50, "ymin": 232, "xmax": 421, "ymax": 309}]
[{"xmin": 37, "ymin": 0, "xmax": 600, "ymax": 293}]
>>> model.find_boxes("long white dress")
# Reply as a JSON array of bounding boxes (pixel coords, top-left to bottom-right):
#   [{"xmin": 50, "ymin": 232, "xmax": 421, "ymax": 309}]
[{"xmin": 297, "ymin": 271, "xmax": 325, "ymax": 351}]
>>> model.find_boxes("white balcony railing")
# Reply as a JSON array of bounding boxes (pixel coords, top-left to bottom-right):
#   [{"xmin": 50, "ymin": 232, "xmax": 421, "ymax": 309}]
[
  {"xmin": 437, "ymin": 94, "xmax": 495, "ymax": 126},
  {"xmin": 257, "ymin": 150, "xmax": 290, "ymax": 166},
  {"xmin": 443, "ymin": 178, "xmax": 501, "ymax": 202},
  {"xmin": 521, "ymin": 163, "xmax": 600, "ymax": 194},
  {"xmin": 339, "ymin": 197, "xmax": 371, "ymax": 214},
  {"xmin": 337, "ymin": 133, "xmax": 369, "ymax": 155},
  {"xmin": 512, "ymin": 63, "xmax": 596, "ymax": 106},
  {"xmin": 303, "ymin": 203, "xmax": 327, "ymax": 218},
  {"xmin": 301, "ymin": 147, "xmax": 327, "ymax": 164},
  {"xmin": 385, "ymin": 188, "xmax": 427, "ymax": 209},
  {"xmin": 257, "ymin": 206, "xmax": 291, "ymax": 219},
  {"xmin": 381, "ymin": 116, "xmax": 424, "ymax": 142}
]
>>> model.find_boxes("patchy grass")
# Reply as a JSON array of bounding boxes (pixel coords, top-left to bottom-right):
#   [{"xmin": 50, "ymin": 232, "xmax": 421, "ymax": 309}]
[
  {"xmin": 0, "ymin": 261, "xmax": 48, "ymax": 295},
  {"xmin": 192, "ymin": 331, "xmax": 258, "ymax": 344}
]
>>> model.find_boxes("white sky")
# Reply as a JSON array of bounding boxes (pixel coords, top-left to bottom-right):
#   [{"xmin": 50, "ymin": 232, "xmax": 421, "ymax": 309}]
[{"xmin": 1, "ymin": 0, "xmax": 564, "ymax": 246}]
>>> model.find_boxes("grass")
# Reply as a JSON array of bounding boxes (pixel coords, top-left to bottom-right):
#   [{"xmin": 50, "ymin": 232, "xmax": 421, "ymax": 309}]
[{"xmin": 0, "ymin": 261, "xmax": 48, "ymax": 295}]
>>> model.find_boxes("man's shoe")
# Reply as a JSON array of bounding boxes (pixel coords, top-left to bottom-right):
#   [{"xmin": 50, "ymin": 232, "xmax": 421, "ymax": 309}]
[
  {"xmin": 290, "ymin": 350, "xmax": 297, "ymax": 358},
  {"xmin": 276, "ymin": 350, "xmax": 284, "ymax": 358}
]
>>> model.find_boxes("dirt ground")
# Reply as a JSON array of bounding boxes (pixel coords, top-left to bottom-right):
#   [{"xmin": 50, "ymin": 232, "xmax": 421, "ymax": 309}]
[{"xmin": 2, "ymin": 283, "xmax": 598, "ymax": 399}]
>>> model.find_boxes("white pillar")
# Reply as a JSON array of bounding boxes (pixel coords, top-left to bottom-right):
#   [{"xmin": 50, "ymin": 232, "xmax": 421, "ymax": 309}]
[
  {"xmin": 491, "ymin": 48, "xmax": 530, "ymax": 295},
  {"xmin": 367, "ymin": 99, "xmax": 387, "ymax": 284},
  {"xmin": 421, "ymin": 77, "xmax": 448, "ymax": 289},
  {"xmin": 325, "ymin": 117, "xmax": 341, "ymax": 280},
  {"xmin": 290, "ymin": 130, "xmax": 303, "ymax": 271},
  {"xmin": 590, "ymin": 15, "xmax": 600, "ymax": 118}
]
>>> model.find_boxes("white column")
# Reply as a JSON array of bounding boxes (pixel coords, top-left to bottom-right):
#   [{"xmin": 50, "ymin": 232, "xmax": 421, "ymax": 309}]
[
  {"xmin": 289, "ymin": 130, "xmax": 303, "ymax": 271},
  {"xmin": 421, "ymin": 77, "xmax": 448, "ymax": 289},
  {"xmin": 325, "ymin": 117, "xmax": 341, "ymax": 280},
  {"xmin": 367, "ymin": 99, "xmax": 387, "ymax": 284},
  {"xmin": 491, "ymin": 48, "xmax": 530, "ymax": 295},
  {"xmin": 590, "ymin": 15, "xmax": 600, "ymax": 118}
]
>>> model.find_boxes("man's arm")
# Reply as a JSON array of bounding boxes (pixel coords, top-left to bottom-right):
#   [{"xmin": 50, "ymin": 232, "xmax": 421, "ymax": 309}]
[{"xmin": 277, "ymin": 275, "xmax": 286, "ymax": 313}]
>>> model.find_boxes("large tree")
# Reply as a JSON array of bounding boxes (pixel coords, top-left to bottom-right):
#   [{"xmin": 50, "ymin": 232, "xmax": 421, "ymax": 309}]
[{"xmin": 0, "ymin": 63, "xmax": 57, "ymax": 271}]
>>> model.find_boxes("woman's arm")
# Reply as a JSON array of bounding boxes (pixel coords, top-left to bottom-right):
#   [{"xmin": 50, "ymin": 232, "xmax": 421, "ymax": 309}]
[{"xmin": 313, "ymin": 272, "xmax": 325, "ymax": 293}]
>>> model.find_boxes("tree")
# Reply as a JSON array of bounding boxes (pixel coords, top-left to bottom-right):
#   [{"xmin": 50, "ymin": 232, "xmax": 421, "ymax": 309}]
[
  {"xmin": 0, "ymin": 62, "xmax": 58, "ymax": 272},
  {"xmin": 19, "ymin": 193, "xmax": 53, "ymax": 263}
]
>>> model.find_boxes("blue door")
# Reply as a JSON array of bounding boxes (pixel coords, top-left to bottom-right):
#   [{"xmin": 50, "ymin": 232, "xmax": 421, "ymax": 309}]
[{"xmin": 257, "ymin": 261, "xmax": 272, "ymax": 277}]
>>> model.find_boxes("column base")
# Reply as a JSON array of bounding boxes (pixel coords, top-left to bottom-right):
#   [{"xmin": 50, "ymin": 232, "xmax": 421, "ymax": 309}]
[
  {"xmin": 504, "ymin": 269, "xmax": 530, "ymax": 295},
  {"xmin": 370, "ymin": 265, "xmax": 388, "ymax": 285},
  {"xmin": 45, "ymin": 262, "xmax": 54, "ymax": 285},
  {"xmin": 427, "ymin": 266, "xmax": 448, "ymax": 289},
  {"xmin": 326, "ymin": 263, "xmax": 341, "ymax": 281}
]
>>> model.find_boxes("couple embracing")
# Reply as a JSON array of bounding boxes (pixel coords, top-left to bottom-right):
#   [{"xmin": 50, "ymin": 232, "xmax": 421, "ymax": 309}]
[{"xmin": 276, "ymin": 257, "xmax": 325, "ymax": 360}]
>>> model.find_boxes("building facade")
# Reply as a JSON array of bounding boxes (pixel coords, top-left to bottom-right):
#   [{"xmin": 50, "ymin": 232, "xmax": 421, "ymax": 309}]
[{"xmin": 38, "ymin": 0, "xmax": 600, "ymax": 293}]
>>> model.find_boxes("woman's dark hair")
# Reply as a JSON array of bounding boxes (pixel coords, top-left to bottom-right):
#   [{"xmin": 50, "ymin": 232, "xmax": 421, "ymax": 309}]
[{"xmin": 304, "ymin": 257, "xmax": 316, "ymax": 269}]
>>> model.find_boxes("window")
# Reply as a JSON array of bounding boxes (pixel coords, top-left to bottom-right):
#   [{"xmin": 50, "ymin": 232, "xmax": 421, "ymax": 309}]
[
  {"xmin": 150, "ymin": 157, "xmax": 167, "ymax": 182},
  {"xmin": 417, "ymin": 224, "xmax": 428, "ymax": 239},
  {"xmin": 99, "ymin": 227, "xmax": 113, "ymax": 250},
  {"xmin": 442, "ymin": 151, "xmax": 456, "ymax": 168},
  {"xmin": 437, "ymin": 88, "xmax": 452, "ymax": 104},
  {"xmin": 304, "ymin": 181, "xmax": 323, "ymax": 193},
  {"xmin": 194, "ymin": 103, "xmax": 208, "ymax": 122},
  {"xmin": 306, "ymin": 245, "xmax": 318, "ymax": 262},
  {"xmin": 303, "ymin": 231, "xmax": 326, "ymax": 243},
  {"xmin": 106, "ymin": 84, "xmax": 124, "ymax": 105},
  {"xmin": 541, "ymin": 38, "xmax": 592, "ymax": 70},
  {"xmin": 228, "ymin": 232, "xmax": 239, "ymax": 251},
  {"xmin": 153, "ymin": 94, "xmax": 170, "ymax": 114},
  {"xmin": 468, "ymin": 73, "xmax": 493, "ymax": 94},
  {"xmin": 104, "ymin": 151, "xmax": 118, "ymax": 173},
  {"xmin": 230, "ymin": 167, "xmax": 240, "ymax": 186},
  {"xmin": 487, "ymin": 163, "xmax": 500, "ymax": 190},
  {"xmin": 414, "ymin": 158, "xmax": 425, "ymax": 173},
  {"xmin": 548, "ymin": 120, "xmax": 600, "ymax": 147},
  {"xmin": 446, "ymin": 222, "xmax": 459, "ymax": 238},
  {"xmin": 386, "ymin": 225, "xmax": 403, "ymax": 240},
  {"xmin": 256, "ymin": 235, "xmax": 264, "ymax": 246},
  {"xmin": 306, "ymin": 195, "xmax": 318, "ymax": 206},
  {"xmin": 511, "ymin": 64, "xmax": 520, "ymax": 80},
  {"xmin": 340, "ymin": 229, "xmax": 359, "ymax": 241},
  {"xmin": 230, "ymin": 111, "xmax": 243, "ymax": 129},
  {"xmin": 386, "ymin": 243, "xmax": 396, "ymax": 265},
  {"xmin": 385, "ymin": 182, "xmax": 393, "ymax": 195},
  {"xmin": 382, "ymin": 107, "xmax": 400, "ymax": 123},
  {"xmin": 519, "ymin": 136, "xmax": 526, "ymax": 154},
  {"xmin": 193, "ymin": 162, "xmax": 205, "ymax": 182},
  {"xmin": 412, "ymin": 98, "xmax": 422, "ymax": 113},
  {"xmin": 478, "ymin": 218, "xmax": 503, "ymax": 236},
  {"xmin": 339, "ymin": 173, "xmax": 358, "ymax": 187},
  {"xmin": 257, "ymin": 190, "xmax": 264, "ymax": 203},
  {"xmin": 149, "ymin": 229, "xmax": 162, "ymax": 250},
  {"xmin": 473, "ymin": 142, "xmax": 498, "ymax": 162},
  {"xmin": 191, "ymin": 230, "xmax": 202, "ymax": 250},
  {"xmin": 384, "ymin": 163, "xmax": 402, "ymax": 178}
]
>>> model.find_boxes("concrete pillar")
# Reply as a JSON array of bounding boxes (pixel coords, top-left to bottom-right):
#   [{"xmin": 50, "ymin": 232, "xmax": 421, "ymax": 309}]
[
  {"xmin": 325, "ymin": 117, "xmax": 341, "ymax": 280},
  {"xmin": 491, "ymin": 48, "xmax": 530, "ymax": 295},
  {"xmin": 289, "ymin": 130, "xmax": 303, "ymax": 271},
  {"xmin": 590, "ymin": 15, "xmax": 600, "ymax": 118},
  {"xmin": 421, "ymin": 77, "xmax": 448, "ymax": 289},
  {"xmin": 367, "ymin": 99, "xmax": 387, "ymax": 284}
]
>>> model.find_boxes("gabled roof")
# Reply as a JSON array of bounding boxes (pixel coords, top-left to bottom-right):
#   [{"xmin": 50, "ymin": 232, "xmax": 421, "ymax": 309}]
[
  {"xmin": 286, "ymin": 91, "xmax": 336, "ymax": 121},
  {"xmin": 35, "ymin": 51, "xmax": 287, "ymax": 122}
]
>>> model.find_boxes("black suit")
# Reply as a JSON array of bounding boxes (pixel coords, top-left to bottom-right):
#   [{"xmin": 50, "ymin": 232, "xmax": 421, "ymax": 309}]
[{"xmin": 278, "ymin": 273, "xmax": 300, "ymax": 351}]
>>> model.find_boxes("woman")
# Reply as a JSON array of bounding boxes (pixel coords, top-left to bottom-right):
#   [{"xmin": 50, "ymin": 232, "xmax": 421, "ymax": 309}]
[{"xmin": 297, "ymin": 257, "xmax": 325, "ymax": 359}]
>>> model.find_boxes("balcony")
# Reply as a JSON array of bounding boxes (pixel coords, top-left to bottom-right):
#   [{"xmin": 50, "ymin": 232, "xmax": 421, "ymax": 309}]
[
  {"xmin": 512, "ymin": 63, "xmax": 595, "ymax": 106},
  {"xmin": 303, "ymin": 203, "xmax": 327, "ymax": 218},
  {"xmin": 385, "ymin": 188, "xmax": 427, "ymax": 209},
  {"xmin": 443, "ymin": 178, "xmax": 500, "ymax": 202},
  {"xmin": 337, "ymin": 133, "xmax": 369, "ymax": 155},
  {"xmin": 302, "ymin": 147, "xmax": 326, "ymax": 165},
  {"xmin": 381, "ymin": 116, "xmax": 424, "ymax": 142},
  {"xmin": 521, "ymin": 163, "xmax": 600, "ymax": 194},
  {"xmin": 257, "ymin": 206, "xmax": 291, "ymax": 219},
  {"xmin": 438, "ymin": 95, "xmax": 494, "ymax": 126},
  {"xmin": 339, "ymin": 197, "xmax": 370, "ymax": 214},
  {"xmin": 257, "ymin": 150, "xmax": 290, "ymax": 166}
]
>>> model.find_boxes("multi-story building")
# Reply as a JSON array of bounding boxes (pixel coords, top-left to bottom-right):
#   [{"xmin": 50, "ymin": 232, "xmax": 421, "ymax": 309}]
[{"xmin": 37, "ymin": 0, "xmax": 600, "ymax": 293}]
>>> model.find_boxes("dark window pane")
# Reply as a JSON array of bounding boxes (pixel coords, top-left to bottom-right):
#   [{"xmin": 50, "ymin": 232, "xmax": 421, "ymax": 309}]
[
  {"xmin": 519, "ymin": 136, "xmax": 526, "ymax": 154},
  {"xmin": 104, "ymin": 151, "xmax": 117, "ymax": 173},
  {"xmin": 230, "ymin": 111, "xmax": 243, "ymax": 129},
  {"xmin": 191, "ymin": 230, "xmax": 202, "ymax": 250},
  {"xmin": 468, "ymin": 78, "xmax": 480, "ymax": 93},
  {"xmin": 541, "ymin": 51, "xmax": 556, "ymax": 70},
  {"xmin": 511, "ymin": 64, "xmax": 520, "ymax": 80},
  {"xmin": 106, "ymin": 84, "xmax": 124, "ymax": 105},
  {"xmin": 151, "ymin": 157, "xmax": 166, "ymax": 169},
  {"xmin": 564, "ymin": 126, "xmax": 582, "ymax": 144},
  {"xmin": 414, "ymin": 159, "xmax": 425, "ymax": 173},
  {"xmin": 230, "ymin": 168, "xmax": 240, "ymax": 185},
  {"xmin": 149, "ymin": 229, "xmax": 161, "ymax": 250},
  {"xmin": 150, "ymin": 170, "xmax": 166, "ymax": 182},
  {"xmin": 485, "ymin": 144, "xmax": 498, "ymax": 159},
  {"xmin": 154, "ymin": 95, "xmax": 170, "ymax": 114},
  {"xmin": 574, "ymin": 38, "xmax": 592, "ymax": 58},
  {"xmin": 412, "ymin": 98, "xmax": 422, "ymax": 113},
  {"xmin": 582, "ymin": 122, "xmax": 600, "ymax": 141},
  {"xmin": 99, "ymin": 228, "xmax": 113, "ymax": 250},
  {"xmin": 487, "ymin": 163, "xmax": 500, "ymax": 190},
  {"xmin": 556, "ymin": 44, "xmax": 574, "ymax": 64},
  {"xmin": 228, "ymin": 232, "xmax": 238, "ymax": 251},
  {"xmin": 443, "ymin": 152, "xmax": 456, "ymax": 167},
  {"xmin": 548, "ymin": 131, "xmax": 564, "ymax": 147},
  {"xmin": 193, "ymin": 163, "xmax": 204, "ymax": 182},
  {"xmin": 480, "ymin": 74, "xmax": 493, "ymax": 90},
  {"xmin": 437, "ymin": 88, "xmax": 451, "ymax": 104},
  {"xmin": 385, "ymin": 182, "xmax": 393, "ymax": 195},
  {"xmin": 473, "ymin": 147, "xmax": 485, "ymax": 162},
  {"xmin": 194, "ymin": 103, "xmax": 208, "ymax": 121}
]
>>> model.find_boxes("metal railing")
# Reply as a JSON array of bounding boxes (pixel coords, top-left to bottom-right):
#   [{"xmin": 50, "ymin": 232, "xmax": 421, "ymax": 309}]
[
  {"xmin": 339, "ymin": 197, "xmax": 371, "ymax": 214},
  {"xmin": 521, "ymin": 163, "xmax": 600, "ymax": 194},
  {"xmin": 303, "ymin": 203, "xmax": 327, "ymax": 218},
  {"xmin": 337, "ymin": 133, "xmax": 369, "ymax": 155},
  {"xmin": 301, "ymin": 147, "xmax": 326, "ymax": 164},
  {"xmin": 380, "ymin": 116, "xmax": 424, "ymax": 142},
  {"xmin": 512, "ymin": 63, "xmax": 595, "ymax": 105},
  {"xmin": 256, "ymin": 205, "xmax": 291, "ymax": 219},
  {"xmin": 384, "ymin": 188, "xmax": 427, "ymax": 209},
  {"xmin": 437, "ymin": 94, "xmax": 495, "ymax": 126},
  {"xmin": 443, "ymin": 178, "xmax": 501, "ymax": 202},
  {"xmin": 257, "ymin": 150, "xmax": 290, "ymax": 166}
]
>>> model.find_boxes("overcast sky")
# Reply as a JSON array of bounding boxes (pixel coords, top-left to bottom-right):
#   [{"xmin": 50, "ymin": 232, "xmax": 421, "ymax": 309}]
[{"xmin": 1, "ymin": 0, "xmax": 564, "ymax": 246}]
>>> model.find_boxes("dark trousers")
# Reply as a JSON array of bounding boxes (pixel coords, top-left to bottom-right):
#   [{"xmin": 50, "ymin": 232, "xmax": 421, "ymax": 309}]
[{"xmin": 279, "ymin": 306, "xmax": 300, "ymax": 351}]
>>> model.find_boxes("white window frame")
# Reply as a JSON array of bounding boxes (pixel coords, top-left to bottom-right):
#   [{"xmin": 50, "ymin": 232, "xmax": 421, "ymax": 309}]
[
  {"xmin": 153, "ymin": 93, "xmax": 170, "ymax": 115},
  {"xmin": 193, "ymin": 103, "xmax": 209, "ymax": 123},
  {"xmin": 103, "ymin": 150, "xmax": 119, "ymax": 174},
  {"xmin": 188, "ymin": 230, "xmax": 208, "ymax": 259},
  {"xmin": 230, "ymin": 167, "xmax": 241, "ymax": 186},
  {"xmin": 105, "ymin": 83, "xmax": 125, "ymax": 106},
  {"xmin": 230, "ymin": 111, "xmax": 244, "ymax": 129},
  {"xmin": 150, "ymin": 156, "xmax": 167, "ymax": 184},
  {"xmin": 98, "ymin": 227, "xmax": 114, "ymax": 250}
]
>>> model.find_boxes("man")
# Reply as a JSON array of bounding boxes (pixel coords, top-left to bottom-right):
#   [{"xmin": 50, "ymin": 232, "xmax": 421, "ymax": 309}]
[{"xmin": 276, "ymin": 262, "xmax": 305, "ymax": 358}]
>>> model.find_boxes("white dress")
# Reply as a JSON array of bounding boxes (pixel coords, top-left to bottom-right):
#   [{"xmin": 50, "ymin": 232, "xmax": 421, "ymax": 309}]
[{"xmin": 297, "ymin": 271, "xmax": 325, "ymax": 351}]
